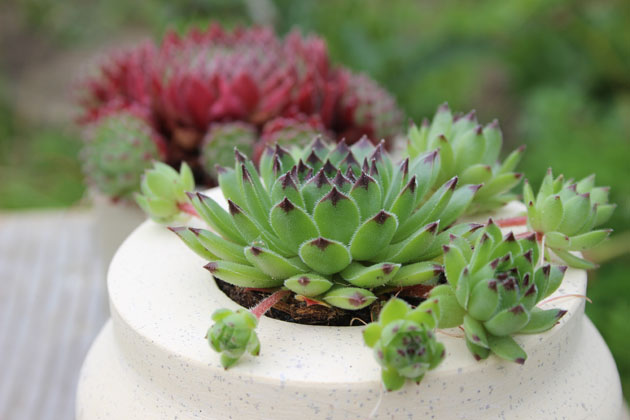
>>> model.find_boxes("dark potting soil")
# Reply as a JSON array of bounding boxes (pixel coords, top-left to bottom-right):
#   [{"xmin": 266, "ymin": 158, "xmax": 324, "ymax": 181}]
[{"xmin": 215, "ymin": 277, "xmax": 439, "ymax": 326}]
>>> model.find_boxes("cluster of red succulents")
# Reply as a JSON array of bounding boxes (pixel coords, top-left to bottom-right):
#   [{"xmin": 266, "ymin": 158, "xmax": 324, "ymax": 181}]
[{"xmin": 78, "ymin": 24, "xmax": 402, "ymax": 190}]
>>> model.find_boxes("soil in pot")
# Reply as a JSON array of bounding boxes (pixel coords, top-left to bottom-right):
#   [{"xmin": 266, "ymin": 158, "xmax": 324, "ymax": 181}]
[{"xmin": 215, "ymin": 277, "xmax": 439, "ymax": 326}]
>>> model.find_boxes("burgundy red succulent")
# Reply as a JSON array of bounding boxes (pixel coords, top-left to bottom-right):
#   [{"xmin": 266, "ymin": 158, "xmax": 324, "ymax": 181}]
[{"xmin": 78, "ymin": 24, "xmax": 402, "ymax": 193}]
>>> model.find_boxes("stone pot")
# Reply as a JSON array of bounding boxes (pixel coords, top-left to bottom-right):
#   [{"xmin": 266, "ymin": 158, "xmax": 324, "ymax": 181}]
[{"xmin": 77, "ymin": 188, "xmax": 626, "ymax": 419}]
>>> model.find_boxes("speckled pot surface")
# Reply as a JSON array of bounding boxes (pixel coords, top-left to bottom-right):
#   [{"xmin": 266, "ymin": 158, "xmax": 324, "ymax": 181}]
[{"xmin": 77, "ymin": 189, "xmax": 626, "ymax": 420}]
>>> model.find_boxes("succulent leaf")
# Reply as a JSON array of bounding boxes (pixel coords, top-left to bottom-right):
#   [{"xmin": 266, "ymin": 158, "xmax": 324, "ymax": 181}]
[
  {"xmin": 269, "ymin": 198, "xmax": 319, "ymax": 250},
  {"xmin": 168, "ymin": 227, "xmax": 217, "ymax": 260},
  {"xmin": 483, "ymin": 305, "xmax": 530, "ymax": 337},
  {"xmin": 341, "ymin": 262, "xmax": 401, "ymax": 288},
  {"xmin": 284, "ymin": 273, "xmax": 333, "ymax": 297},
  {"xmin": 322, "ymin": 286, "xmax": 376, "ymax": 310},
  {"xmin": 244, "ymin": 246, "xmax": 305, "ymax": 279},
  {"xmin": 194, "ymin": 228, "xmax": 249, "ymax": 264},
  {"xmin": 388, "ymin": 262, "xmax": 442, "ymax": 287},
  {"xmin": 205, "ymin": 261, "xmax": 282, "ymax": 288},
  {"xmin": 299, "ymin": 238, "xmax": 352, "ymax": 275},
  {"xmin": 349, "ymin": 211, "xmax": 398, "ymax": 260},
  {"xmin": 384, "ymin": 221, "xmax": 439, "ymax": 264},
  {"xmin": 313, "ymin": 188, "xmax": 360, "ymax": 243},
  {"xmin": 190, "ymin": 192, "xmax": 246, "ymax": 245},
  {"xmin": 463, "ymin": 315, "xmax": 490, "ymax": 349},
  {"xmin": 520, "ymin": 308, "xmax": 567, "ymax": 334},
  {"xmin": 487, "ymin": 335, "xmax": 526, "ymax": 364}
]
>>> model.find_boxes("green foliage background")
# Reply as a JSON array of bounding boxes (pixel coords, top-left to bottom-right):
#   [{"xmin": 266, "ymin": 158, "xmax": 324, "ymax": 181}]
[{"xmin": 1, "ymin": 0, "xmax": 628, "ymax": 398}]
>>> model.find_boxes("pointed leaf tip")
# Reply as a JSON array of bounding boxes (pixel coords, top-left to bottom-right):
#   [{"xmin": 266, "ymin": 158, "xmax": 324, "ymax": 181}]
[
  {"xmin": 227, "ymin": 200, "xmax": 241, "ymax": 215},
  {"xmin": 278, "ymin": 197, "xmax": 295, "ymax": 213},
  {"xmin": 446, "ymin": 177, "xmax": 459, "ymax": 190},
  {"xmin": 205, "ymin": 262, "xmax": 218, "ymax": 273}
]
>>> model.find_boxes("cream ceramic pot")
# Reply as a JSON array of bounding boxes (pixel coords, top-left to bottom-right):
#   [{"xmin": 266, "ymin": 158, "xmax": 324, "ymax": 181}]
[{"xmin": 77, "ymin": 188, "xmax": 626, "ymax": 419}]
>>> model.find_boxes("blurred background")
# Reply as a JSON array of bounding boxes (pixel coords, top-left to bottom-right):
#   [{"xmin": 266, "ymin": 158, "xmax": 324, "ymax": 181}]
[{"xmin": 1, "ymin": 0, "xmax": 628, "ymax": 400}]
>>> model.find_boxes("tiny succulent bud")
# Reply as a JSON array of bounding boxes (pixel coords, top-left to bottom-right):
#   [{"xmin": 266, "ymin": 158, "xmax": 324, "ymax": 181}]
[
  {"xmin": 134, "ymin": 161, "xmax": 196, "ymax": 224},
  {"xmin": 524, "ymin": 170, "xmax": 614, "ymax": 268},
  {"xmin": 207, "ymin": 308, "xmax": 260, "ymax": 369},
  {"xmin": 363, "ymin": 298, "xmax": 445, "ymax": 391}
]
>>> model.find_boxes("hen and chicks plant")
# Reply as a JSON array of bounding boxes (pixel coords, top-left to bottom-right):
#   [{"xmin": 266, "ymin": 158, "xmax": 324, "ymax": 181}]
[
  {"xmin": 78, "ymin": 24, "xmax": 403, "ymax": 200},
  {"xmin": 430, "ymin": 221, "xmax": 568, "ymax": 364},
  {"xmin": 135, "ymin": 103, "xmax": 614, "ymax": 392},
  {"xmin": 173, "ymin": 136, "xmax": 480, "ymax": 310}
]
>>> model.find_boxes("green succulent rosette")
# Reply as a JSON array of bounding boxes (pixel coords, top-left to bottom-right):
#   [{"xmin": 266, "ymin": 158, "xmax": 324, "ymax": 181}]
[
  {"xmin": 207, "ymin": 308, "xmax": 260, "ymax": 369},
  {"xmin": 430, "ymin": 221, "xmax": 568, "ymax": 364},
  {"xmin": 173, "ymin": 137, "xmax": 483, "ymax": 310},
  {"xmin": 82, "ymin": 110, "xmax": 164, "ymax": 200},
  {"xmin": 523, "ymin": 169, "xmax": 614, "ymax": 269},
  {"xmin": 363, "ymin": 297, "xmax": 445, "ymax": 391},
  {"xmin": 200, "ymin": 122, "xmax": 257, "ymax": 179},
  {"xmin": 134, "ymin": 161, "xmax": 195, "ymax": 224},
  {"xmin": 407, "ymin": 104, "xmax": 524, "ymax": 213}
]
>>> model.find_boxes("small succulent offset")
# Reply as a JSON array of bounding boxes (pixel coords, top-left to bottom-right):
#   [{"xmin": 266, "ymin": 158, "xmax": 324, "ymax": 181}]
[
  {"xmin": 253, "ymin": 116, "xmax": 328, "ymax": 163},
  {"xmin": 134, "ymin": 161, "xmax": 195, "ymax": 224},
  {"xmin": 363, "ymin": 298, "xmax": 445, "ymax": 391},
  {"xmin": 207, "ymin": 308, "xmax": 260, "ymax": 369},
  {"xmin": 430, "ymin": 221, "xmax": 568, "ymax": 364},
  {"xmin": 174, "ymin": 137, "xmax": 483, "ymax": 310},
  {"xmin": 200, "ymin": 122, "xmax": 258, "ymax": 179},
  {"xmin": 82, "ymin": 109, "xmax": 165, "ymax": 200},
  {"xmin": 407, "ymin": 104, "xmax": 524, "ymax": 213},
  {"xmin": 523, "ymin": 169, "xmax": 614, "ymax": 269}
]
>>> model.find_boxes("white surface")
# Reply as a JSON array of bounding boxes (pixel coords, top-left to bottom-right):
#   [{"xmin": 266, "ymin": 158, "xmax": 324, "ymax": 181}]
[
  {"xmin": 77, "ymin": 191, "xmax": 626, "ymax": 419},
  {"xmin": 0, "ymin": 210, "xmax": 109, "ymax": 420}
]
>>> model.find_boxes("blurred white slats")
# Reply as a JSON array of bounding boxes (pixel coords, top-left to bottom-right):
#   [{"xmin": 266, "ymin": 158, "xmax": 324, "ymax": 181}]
[{"xmin": 0, "ymin": 210, "xmax": 108, "ymax": 420}]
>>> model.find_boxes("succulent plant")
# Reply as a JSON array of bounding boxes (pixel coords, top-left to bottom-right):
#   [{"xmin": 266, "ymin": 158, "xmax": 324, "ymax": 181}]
[
  {"xmin": 407, "ymin": 104, "xmax": 524, "ymax": 213},
  {"xmin": 82, "ymin": 109, "xmax": 165, "ymax": 200},
  {"xmin": 523, "ymin": 169, "xmax": 614, "ymax": 269},
  {"xmin": 78, "ymin": 24, "xmax": 404, "ymax": 194},
  {"xmin": 253, "ymin": 116, "xmax": 328, "ymax": 162},
  {"xmin": 363, "ymin": 297, "xmax": 445, "ymax": 391},
  {"xmin": 172, "ymin": 137, "xmax": 483, "ymax": 310},
  {"xmin": 134, "ymin": 161, "xmax": 195, "ymax": 224},
  {"xmin": 200, "ymin": 122, "xmax": 258, "ymax": 179},
  {"xmin": 207, "ymin": 308, "xmax": 260, "ymax": 369},
  {"xmin": 78, "ymin": 43, "xmax": 155, "ymax": 124},
  {"xmin": 336, "ymin": 71, "xmax": 403, "ymax": 143},
  {"xmin": 430, "ymin": 221, "xmax": 568, "ymax": 364}
]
